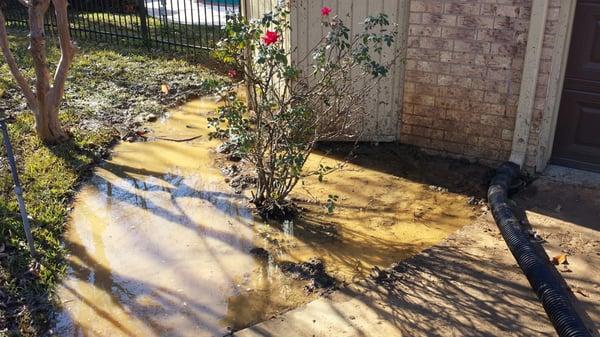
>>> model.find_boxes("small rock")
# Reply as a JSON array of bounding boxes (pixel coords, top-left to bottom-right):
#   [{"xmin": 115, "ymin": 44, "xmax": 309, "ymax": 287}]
[
  {"xmin": 216, "ymin": 143, "xmax": 233, "ymax": 154},
  {"xmin": 230, "ymin": 176, "xmax": 242, "ymax": 187},
  {"xmin": 249, "ymin": 247, "xmax": 270, "ymax": 261},
  {"xmin": 227, "ymin": 153, "xmax": 242, "ymax": 162},
  {"xmin": 145, "ymin": 113, "xmax": 158, "ymax": 122}
]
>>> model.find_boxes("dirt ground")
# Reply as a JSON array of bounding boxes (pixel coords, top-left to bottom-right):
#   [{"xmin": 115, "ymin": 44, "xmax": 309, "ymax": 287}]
[{"xmin": 236, "ymin": 174, "xmax": 600, "ymax": 337}]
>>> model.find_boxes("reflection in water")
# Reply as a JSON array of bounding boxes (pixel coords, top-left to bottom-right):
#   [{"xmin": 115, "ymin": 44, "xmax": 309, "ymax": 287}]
[{"xmin": 54, "ymin": 95, "xmax": 478, "ymax": 336}]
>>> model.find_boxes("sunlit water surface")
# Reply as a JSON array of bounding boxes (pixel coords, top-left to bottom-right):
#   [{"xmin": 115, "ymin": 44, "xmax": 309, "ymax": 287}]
[{"xmin": 54, "ymin": 95, "xmax": 477, "ymax": 336}]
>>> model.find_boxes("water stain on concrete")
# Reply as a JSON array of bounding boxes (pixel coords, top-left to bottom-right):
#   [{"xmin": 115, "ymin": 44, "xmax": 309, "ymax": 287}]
[{"xmin": 54, "ymin": 95, "xmax": 480, "ymax": 336}]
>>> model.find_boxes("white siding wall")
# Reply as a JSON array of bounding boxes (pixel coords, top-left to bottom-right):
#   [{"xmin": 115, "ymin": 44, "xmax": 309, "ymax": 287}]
[
  {"xmin": 242, "ymin": 0, "xmax": 279, "ymax": 19},
  {"xmin": 244, "ymin": 0, "xmax": 408, "ymax": 141},
  {"xmin": 291, "ymin": 0, "xmax": 408, "ymax": 141}
]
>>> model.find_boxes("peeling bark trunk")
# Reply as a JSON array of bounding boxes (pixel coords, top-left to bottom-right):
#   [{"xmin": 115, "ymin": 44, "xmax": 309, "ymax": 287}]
[{"xmin": 0, "ymin": 0, "xmax": 76, "ymax": 144}]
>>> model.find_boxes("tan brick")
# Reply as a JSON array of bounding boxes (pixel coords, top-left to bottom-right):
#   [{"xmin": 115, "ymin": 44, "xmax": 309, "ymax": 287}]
[
  {"xmin": 409, "ymin": 25, "xmax": 442, "ymax": 37},
  {"xmin": 450, "ymin": 64, "xmax": 486, "ymax": 78},
  {"xmin": 501, "ymin": 129, "xmax": 514, "ymax": 141},
  {"xmin": 419, "ymin": 37, "xmax": 453, "ymax": 50},
  {"xmin": 444, "ymin": 3, "xmax": 480, "ymax": 16},
  {"xmin": 453, "ymin": 40, "xmax": 491, "ymax": 54},
  {"xmin": 405, "ymin": 92, "xmax": 436, "ymax": 106},
  {"xmin": 409, "ymin": 12, "xmax": 423, "ymax": 24},
  {"xmin": 410, "ymin": 1, "xmax": 444, "ymax": 14},
  {"xmin": 475, "ymin": 54, "xmax": 512, "ymax": 68},
  {"xmin": 414, "ymin": 82, "xmax": 440, "ymax": 96},
  {"xmin": 403, "ymin": 113, "xmax": 433, "ymax": 127},
  {"xmin": 416, "ymin": 61, "xmax": 451, "ymax": 73},
  {"xmin": 413, "ymin": 104, "xmax": 444, "ymax": 117},
  {"xmin": 483, "ymin": 91, "xmax": 507, "ymax": 104},
  {"xmin": 437, "ymin": 75, "xmax": 472, "ymax": 88},
  {"xmin": 477, "ymin": 29, "xmax": 517, "ymax": 44},
  {"xmin": 494, "ymin": 16, "xmax": 528, "ymax": 31},
  {"xmin": 422, "ymin": 13, "xmax": 457, "ymax": 26},
  {"xmin": 441, "ymin": 27, "xmax": 477, "ymax": 40},
  {"xmin": 405, "ymin": 70, "xmax": 437, "ymax": 84},
  {"xmin": 457, "ymin": 15, "xmax": 494, "ymax": 29},
  {"xmin": 406, "ymin": 48, "xmax": 440, "ymax": 62}
]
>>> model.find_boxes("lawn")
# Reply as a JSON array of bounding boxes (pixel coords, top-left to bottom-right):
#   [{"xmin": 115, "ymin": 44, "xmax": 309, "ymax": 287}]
[{"xmin": 0, "ymin": 32, "xmax": 224, "ymax": 336}]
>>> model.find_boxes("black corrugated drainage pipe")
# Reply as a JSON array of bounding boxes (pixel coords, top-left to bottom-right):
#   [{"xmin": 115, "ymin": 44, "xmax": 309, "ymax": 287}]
[{"xmin": 488, "ymin": 162, "xmax": 592, "ymax": 337}]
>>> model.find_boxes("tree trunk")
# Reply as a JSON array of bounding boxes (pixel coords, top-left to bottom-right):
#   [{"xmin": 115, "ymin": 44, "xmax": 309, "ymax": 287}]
[
  {"xmin": 34, "ymin": 105, "xmax": 69, "ymax": 143},
  {"xmin": 0, "ymin": 0, "xmax": 76, "ymax": 144}
]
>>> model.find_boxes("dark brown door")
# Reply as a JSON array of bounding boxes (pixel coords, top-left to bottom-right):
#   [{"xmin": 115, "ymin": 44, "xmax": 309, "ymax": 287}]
[{"xmin": 552, "ymin": 0, "xmax": 600, "ymax": 172}]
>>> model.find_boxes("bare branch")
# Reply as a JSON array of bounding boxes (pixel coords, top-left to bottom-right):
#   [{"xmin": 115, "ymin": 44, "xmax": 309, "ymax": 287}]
[
  {"xmin": 0, "ymin": 10, "xmax": 38, "ymax": 110},
  {"xmin": 48, "ymin": 0, "xmax": 77, "ymax": 109}
]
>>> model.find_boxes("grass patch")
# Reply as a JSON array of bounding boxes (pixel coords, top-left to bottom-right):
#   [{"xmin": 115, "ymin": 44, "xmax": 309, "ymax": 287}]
[{"xmin": 0, "ymin": 31, "xmax": 225, "ymax": 336}]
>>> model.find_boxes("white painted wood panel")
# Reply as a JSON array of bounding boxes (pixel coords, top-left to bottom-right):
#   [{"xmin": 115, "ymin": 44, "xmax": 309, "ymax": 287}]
[
  {"xmin": 244, "ymin": 0, "xmax": 408, "ymax": 141},
  {"xmin": 289, "ymin": 0, "xmax": 408, "ymax": 141}
]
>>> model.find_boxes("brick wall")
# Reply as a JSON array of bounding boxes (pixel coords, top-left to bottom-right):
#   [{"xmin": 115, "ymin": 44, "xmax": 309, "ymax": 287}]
[{"xmin": 400, "ymin": 0, "xmax": 532, "ymax": 164}]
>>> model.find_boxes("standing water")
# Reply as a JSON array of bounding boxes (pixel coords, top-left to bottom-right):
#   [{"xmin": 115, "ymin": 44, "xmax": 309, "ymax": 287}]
[{"xmin": 54, "ymin": 94, "xmax": 479, "ymax": 336}]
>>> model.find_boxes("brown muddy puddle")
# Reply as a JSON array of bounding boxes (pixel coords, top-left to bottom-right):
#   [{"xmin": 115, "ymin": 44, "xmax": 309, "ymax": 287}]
[{"xmin": 54, "ymin": 95, "xmax": 482, "ymax": 337}]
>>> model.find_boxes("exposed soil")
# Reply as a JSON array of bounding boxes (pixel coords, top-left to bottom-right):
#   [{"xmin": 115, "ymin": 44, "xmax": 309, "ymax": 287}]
[
  {"xmin": 236, "ymin": 175, "xmax": 600, "ymax": 337},
  {"xmin": 53, "ymin": 94, "xmax": 492, "ymax": 337}
]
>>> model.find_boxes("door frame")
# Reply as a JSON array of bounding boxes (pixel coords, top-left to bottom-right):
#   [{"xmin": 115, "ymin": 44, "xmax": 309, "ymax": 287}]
[{"xmin": 534, "ymin": 0, "xmax": 578, "ymax": 171}]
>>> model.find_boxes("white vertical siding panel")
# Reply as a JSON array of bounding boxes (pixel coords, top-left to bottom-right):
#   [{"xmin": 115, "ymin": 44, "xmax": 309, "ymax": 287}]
[
  {"xmin": 350, "ymin": 0, "xmax": 369, "ymax": 138},
  {"xmin": 251, "ymin": 0, "xmax": 408, "ymax": 141},
  {"xmin": 377, "ymin": 0, "xmax": 401, "ymax": 140}
]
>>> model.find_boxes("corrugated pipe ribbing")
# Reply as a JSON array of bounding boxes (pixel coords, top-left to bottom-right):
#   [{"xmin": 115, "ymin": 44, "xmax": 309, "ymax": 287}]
[{"xmin": 488, "ymin": 162, "xmax": 592, "ymax": 337}]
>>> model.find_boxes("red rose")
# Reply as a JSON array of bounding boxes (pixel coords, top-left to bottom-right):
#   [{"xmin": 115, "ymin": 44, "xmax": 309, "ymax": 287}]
[
  {"xmin": 262, "ymin": 30, "xmax": 279, "ymax": 46},
  {"xmin": 228, "ymin": 69, "xmax": 237, "ymax": 78},
  {"xmin": 321, "ymin": 6, "xmax": 332, "ymax": 16}
]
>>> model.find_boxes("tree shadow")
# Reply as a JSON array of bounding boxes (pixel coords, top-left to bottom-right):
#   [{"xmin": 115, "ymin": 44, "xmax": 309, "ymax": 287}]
[
  {"xmin": 239, "ymin": 243, "xmax": 570, "ymax": 337},
  {"xmin": 50, "ymin": 134, "xmax": 506, "ymax": 336},
  {"xmin": 55, "ymin": 240, "xmax": 236, "ymax": 337}
]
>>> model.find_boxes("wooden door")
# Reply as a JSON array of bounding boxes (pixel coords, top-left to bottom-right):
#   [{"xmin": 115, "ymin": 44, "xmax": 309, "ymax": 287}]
[{"xmin": 552, "ymin": 0, "xmax": 600, "ymax": 172}]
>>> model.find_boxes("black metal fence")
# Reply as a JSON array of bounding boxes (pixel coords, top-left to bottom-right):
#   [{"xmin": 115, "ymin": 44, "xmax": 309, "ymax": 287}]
[{"xmin": 4, "ymin": 0, "xmax": 241, "ymax": 52}]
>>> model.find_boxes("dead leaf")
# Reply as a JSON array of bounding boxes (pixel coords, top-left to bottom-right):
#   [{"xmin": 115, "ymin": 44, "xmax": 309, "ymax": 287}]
[
  {"xmin": 552, "ymin": 254, "xmax": 568, "ymax": 265},
  {"xmin": 161, "ymin": 84, "xmax": 170, "ymax": 94}
]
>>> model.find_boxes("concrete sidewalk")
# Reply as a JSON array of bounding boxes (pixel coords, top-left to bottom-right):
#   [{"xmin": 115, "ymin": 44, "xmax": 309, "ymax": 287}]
[{"xmin": 236, "ymin": 177, "xmax": 600, "ymax": 337}]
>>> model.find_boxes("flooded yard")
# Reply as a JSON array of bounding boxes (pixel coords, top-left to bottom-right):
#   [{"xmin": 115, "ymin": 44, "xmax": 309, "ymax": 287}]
[{"xmin": 53, "ymin": 95, "xmax": 487, "ymax": 336}]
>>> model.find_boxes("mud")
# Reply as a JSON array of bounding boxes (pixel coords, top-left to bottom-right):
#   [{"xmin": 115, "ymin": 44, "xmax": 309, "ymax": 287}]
[{"xmin": 53, "ymin": 94, "xmax": 487, "ymax": 337}]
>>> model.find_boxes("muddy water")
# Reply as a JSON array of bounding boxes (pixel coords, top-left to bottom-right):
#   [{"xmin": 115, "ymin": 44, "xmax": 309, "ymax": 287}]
[{"xmin": 54, "ymin": 95, "xmax": 478, "ymax": 336}]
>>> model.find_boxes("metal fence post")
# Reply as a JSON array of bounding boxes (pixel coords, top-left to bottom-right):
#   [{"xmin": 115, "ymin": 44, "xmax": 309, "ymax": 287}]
[
  {"xmin": 137, "ymin": 0, "xmax": 151, "ymax": 48},
  {"xmin": 0, "ymin": 117, "xmax": 36, "ymax": 257}
]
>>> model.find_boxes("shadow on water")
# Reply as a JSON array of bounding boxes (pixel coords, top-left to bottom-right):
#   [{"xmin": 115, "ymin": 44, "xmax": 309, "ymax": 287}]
[{"xmin": 53, "ymin": 95, "xmax": 488, "ymax": 336}]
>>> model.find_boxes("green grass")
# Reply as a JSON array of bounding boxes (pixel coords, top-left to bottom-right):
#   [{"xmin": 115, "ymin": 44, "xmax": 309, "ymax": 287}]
[{"xmin": 0, "ymin": 31, "xmax": 225, "ymax": 336}]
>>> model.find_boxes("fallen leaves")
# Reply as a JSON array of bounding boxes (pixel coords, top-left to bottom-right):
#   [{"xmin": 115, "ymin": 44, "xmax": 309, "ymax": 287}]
[
  {"xmin": 552, "ymin": 254, "xmax": 568, "ymax": 265},
  {"xmin": 552, "ymin": 254, "xmax": 573, "ymax": 273}
]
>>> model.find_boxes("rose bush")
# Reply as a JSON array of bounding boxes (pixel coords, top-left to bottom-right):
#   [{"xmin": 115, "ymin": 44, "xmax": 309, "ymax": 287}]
[{"xmin": 211, "ymin": 3, "xmax": 398, "ymax": 218}]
